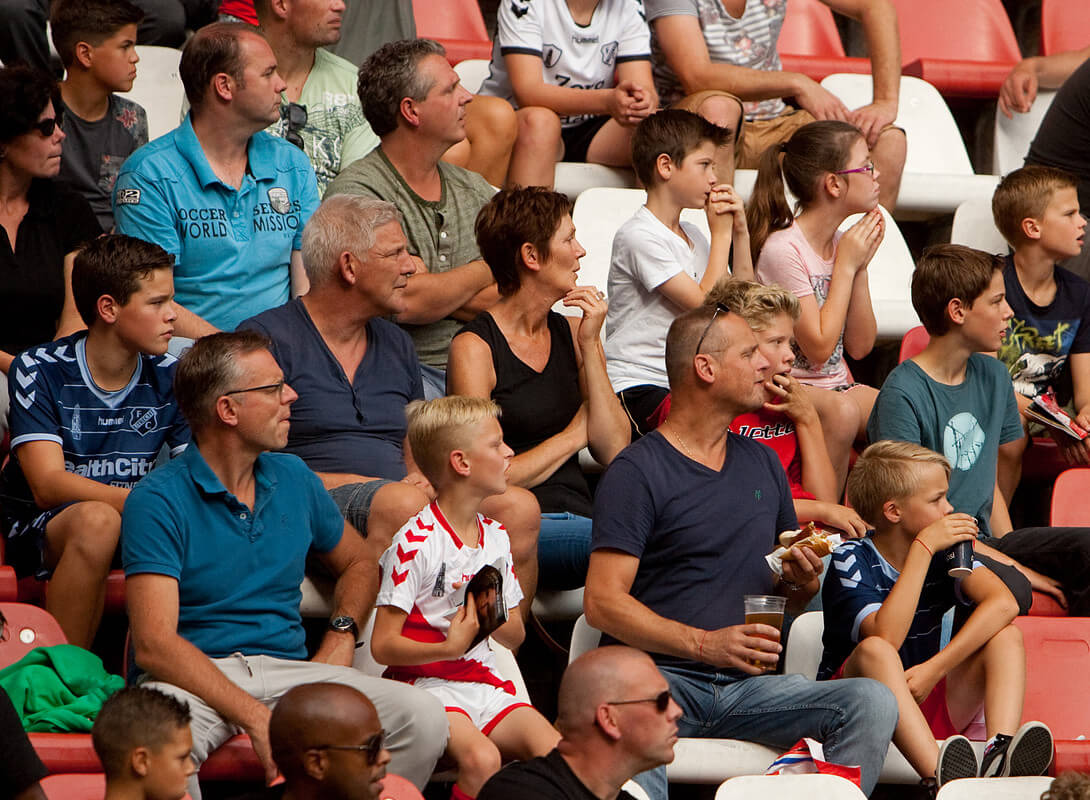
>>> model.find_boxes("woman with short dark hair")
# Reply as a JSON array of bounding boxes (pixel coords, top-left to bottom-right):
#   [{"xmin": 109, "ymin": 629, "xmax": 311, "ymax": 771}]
[{"xmin": 447, "ymin": 186, "xmax": 629, "ymax": 590}]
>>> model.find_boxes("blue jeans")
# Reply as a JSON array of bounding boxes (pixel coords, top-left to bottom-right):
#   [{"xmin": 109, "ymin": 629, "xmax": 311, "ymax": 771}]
[
  {"xmin": 537, "ymin": 512, "xmax": 592, "ymax": 590},
  {"xmin": 420, "ymin": 364, "xmax": 446, "ymax": 400},
  {"xmin": 634, "ymin": 666, "xmax": 897, "ymax": 800}
]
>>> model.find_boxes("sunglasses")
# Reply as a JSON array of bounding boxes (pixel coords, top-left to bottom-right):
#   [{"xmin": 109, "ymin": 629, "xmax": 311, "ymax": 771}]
[
  {"xmin": 282, "ymin": 102, "xmax": 307, "ymax": 150},
  {"xmin": 695, "ymin": 303, "xmax": 729, "ymax": 355},
  {"xmin": 608, "ymin": 689, "xmax": 673, "ymax": 713},
  {"xmin": 315, "ymin": 729, "xmax": 387, "ymax": 764},
  {"xmin": 223, "ymin": 379, "xmax": 287, "ymax": 398},
  {"xmin": 32, "ymin": 112, "xmax": 63, "ymax": 137}
]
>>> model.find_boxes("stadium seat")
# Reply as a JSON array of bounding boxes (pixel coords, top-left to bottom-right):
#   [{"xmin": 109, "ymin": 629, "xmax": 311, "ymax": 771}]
[
  {"xmin": 1014, "ymin": 616, "xmax": 1090, "ymax": 773},
  {"xmin": 413, "ymin": 0, "xmax": 492, "ymax": 64},
  {"xmin": 716, "ymin": 774, "xmax": 867, "ymax": 800},
  {"xmin": 1051, "ymin": 469, "xmax": 1090, "ymax": 526},
  {"xmin": 0, "ymin": 602, "xmax": 67, "ymax": 666},
  {"xmin": 897, "ymin": 325, "xmax": 930, "ymax": 363},
  {"xmin": 934, "ymin": 777, "xmax": 1054, "ymax": 800},
  {"xmin": 950, "ymin": 198, "xmax": 1007, "ymax": 254},
  {"xmin": 0, "ymin": 566, "xmax": 16, "ymax": 601},
  {"xmin": 569, "ymin": 614, "xmax": 922, "ymax": 785},
  {"xmin": 1040, "ymin": 0, "xmax": 1090, "ymax": 57},
  {"xmin": 39, "ymin": 773, "xmax": 106, "ymax": 799},
  {"xmin": 992, "ymin": 91, "xmax": 1057, "ymax": 175},
  {"xmin": 532, "ymin": 587, "xmax": 585, "ymax": 621},
  {"xmin": 892, "ymin": 0, "xmax": 1022, "ymax": 98},
  {"xmin": 783, "ymin": 611, "xmax": 824, "ymax": 679},
  {"xmin": 123, "ymin": 45, "xmax": 185, "ymax": 141},
  {"xmin": 453, "ymin": 58, "xmax": 491, "ymax": 94},
  {"xmin": 778, "ymin": 0, "xmax": 870, "ymax": 81},
  {"xmin": 379, "ymin": 773, "xmax": 426, "ymax": 800},
  {"xmin": 837, "ymin": 206, "xmax": 919, "ymax": 338},
  {"xmin": 15, "ymin": 571, "xmax": 127, "ymax": 615}
]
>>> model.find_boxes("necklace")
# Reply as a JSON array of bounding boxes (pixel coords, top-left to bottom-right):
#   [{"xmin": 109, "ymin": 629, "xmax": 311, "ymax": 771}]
[{"xmin": 667, "ymin": 423, "xmax": 699, "ymax": 461}]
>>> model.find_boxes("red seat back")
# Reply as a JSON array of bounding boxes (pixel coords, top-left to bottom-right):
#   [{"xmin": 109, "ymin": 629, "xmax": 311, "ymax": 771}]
[
  {"xmin": 39, "ymin": 773, "xmax": 106, "ymax": 800},
  {"xmin": 1014, "ymin": 617, "xmax": 1090, "ymax": 739},
  {"xmin": 890, "ymin": 0, "xmax": 1020, "ymax": 65},
  {"xmin": 779, "ymin": 0, "xmax": 845, "ymax": 57},
  {"xmin": 380, "ymin": 773, "xmax": 426, "ymax": 800},
  {"xmin": 0, "ymin": 602, "xmax": 67, "ymax": 667},
  {"xmin": 898, "ymin": 326, "xmax": 930, "ymax": 363},
  {"xmin": 412, "ymin": 0, "xmax": 492, "ymax": 63},
  {"xmin": 1051, "ymin": 468, "xmax": 1090, "ymax": 526},
  {"xmin": 1040, "ymin": 0, "xmax": 1090, "ymax": 56}
]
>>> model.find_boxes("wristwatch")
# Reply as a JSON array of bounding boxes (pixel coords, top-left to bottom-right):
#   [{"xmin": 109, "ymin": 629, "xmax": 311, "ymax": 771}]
[{"xmin": 329, "ymin": 615, "xmax": 359, "ymax": 640}]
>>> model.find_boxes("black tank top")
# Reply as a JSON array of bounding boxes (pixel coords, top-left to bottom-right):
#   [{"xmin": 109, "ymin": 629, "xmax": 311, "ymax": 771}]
[{"xmin": 456, "ymin": 311, "xmax": 593, "ymax": 517}]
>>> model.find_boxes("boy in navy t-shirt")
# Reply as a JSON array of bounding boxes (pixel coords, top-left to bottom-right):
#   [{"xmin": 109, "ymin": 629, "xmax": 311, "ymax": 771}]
[
  {"xmin": 0, "ymin": 234, "xmax": 188, "ymax": 648},
  {"xmin": 821, "ymin": 440, "xmax": 1051, "ymax": 787},
  {"xmin": 992, "ymin": 166, "xmax": 1090, "ymax": 468}
]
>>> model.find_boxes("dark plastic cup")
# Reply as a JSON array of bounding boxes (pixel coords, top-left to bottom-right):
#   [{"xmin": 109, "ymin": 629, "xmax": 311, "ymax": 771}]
[{"xmin": 943, "ymin": 540, "xmax": 973, "ymax": 578}]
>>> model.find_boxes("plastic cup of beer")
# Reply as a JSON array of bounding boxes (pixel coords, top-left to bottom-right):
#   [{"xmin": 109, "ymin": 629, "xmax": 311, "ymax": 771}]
[{"xmin": 744, "ymin": 594, "xmax": 787, "ymax": 668}]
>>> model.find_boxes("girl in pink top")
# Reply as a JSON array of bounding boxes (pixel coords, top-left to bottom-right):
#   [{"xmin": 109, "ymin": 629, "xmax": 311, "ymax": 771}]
[{"xmin": 749, "ymin": 120, "xmax": 885, "ymax": 477}]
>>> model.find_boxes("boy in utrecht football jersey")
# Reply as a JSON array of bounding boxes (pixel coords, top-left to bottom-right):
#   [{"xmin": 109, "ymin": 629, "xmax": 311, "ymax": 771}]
[
  {"xmin": 371, "ymin": 397, "xmax": 560, "ymax": 800},
  {"xmin": 478, "ymin": 0, "xmax": 656, "ymax": 169},
  {"xmin": 1, "ymin": 234, "xmax": 188, "ymax": 648}
]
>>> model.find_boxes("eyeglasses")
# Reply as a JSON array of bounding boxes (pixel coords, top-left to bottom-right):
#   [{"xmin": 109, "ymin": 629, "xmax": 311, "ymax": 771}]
[
  {"xmin": 223, "ymin": 379, "xmax": 286, "ymax": 398},
  {"xmin": 282, "ymin": 102, "xmax": 307, "ymax": 150},
  {"xmin": 314, "ymin": 729, "xmax": 386, "ymax": 765},
  {"xmin": 607, "ymin": 689, "xmax": 673, "ymax": 713},
  {"xmin": 695, "ymin": 303, "xmax": 729, "ymax": 355},
  {"xmin": 32, "ymin": 112, "xmax": 63, "ymax": 137},
  {"xmin": 834, "ymin": 161, "xmax": 875, "ymax": 177}
]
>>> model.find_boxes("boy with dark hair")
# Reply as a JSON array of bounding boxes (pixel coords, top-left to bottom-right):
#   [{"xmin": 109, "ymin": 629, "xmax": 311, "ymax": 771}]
[
  {"xmin": 605, "ymin": 109, "xmax": 749, "ymax": 436},
  {"xmin": 869, "ymin": 243, "xmax": 1090, "ymax": 617},
  {"xmin": 51, "ymin": 0, "xmax": 148, "ymax": 232},
  {"xmin": 0, "ymin": 234, "xmax": 188, "ymax": 649},
  {"xmin": 822, "ymin": 440, "xmax": 1051, "ymax": 788},
  {"xmin": 991, "ymin": 166, "xmax": 1090, "ymax": 469},
  {"xmin": 93, "ymin": 687, "xmax": 194, "ymax": 800},
  {"xmin": 371, "ymin": 396, "xmax": 560, "ymax": 800}
]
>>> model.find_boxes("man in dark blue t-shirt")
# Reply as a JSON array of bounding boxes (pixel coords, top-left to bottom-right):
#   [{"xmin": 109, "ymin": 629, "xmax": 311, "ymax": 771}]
[
  {"xmin": 586, "ymin": 304, "xmax": 897, "ymax": 800},
  {"xmin": 239, "ymin": 194, "xmax": 543, "ymax": 607}
]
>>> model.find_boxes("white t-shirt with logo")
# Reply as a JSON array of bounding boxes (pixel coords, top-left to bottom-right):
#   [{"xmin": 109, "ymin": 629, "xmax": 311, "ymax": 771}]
[{"xmin": 480, "ymin": 0, "xmax": 652, "ymax": 128}]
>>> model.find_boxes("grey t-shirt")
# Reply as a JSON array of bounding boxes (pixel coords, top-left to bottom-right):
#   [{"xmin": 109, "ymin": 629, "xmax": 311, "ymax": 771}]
[
  {"xmin": 325, "ymin": 148, "xmax": 496, "ymax": 368},
  {"xmin": 58, "ymin": 94, "xmax": 148, "ymax": 231}
]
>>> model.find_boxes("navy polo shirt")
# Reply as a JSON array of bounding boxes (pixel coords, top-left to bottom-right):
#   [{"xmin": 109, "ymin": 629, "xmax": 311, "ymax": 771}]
[
  {"xmin": 122, "ymin": 445, "xmax": 343, "ymax": 660},
  {"xmin": 113, "ymin": 114, "xmax": 319, "ymax": 332}
]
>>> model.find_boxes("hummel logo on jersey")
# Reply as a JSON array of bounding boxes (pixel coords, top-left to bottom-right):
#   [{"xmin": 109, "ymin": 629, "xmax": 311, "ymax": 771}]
[
  {"xmin": 391, "ymin": 568, "xmax": 409, "ymax": 586},
  {"xmin": 834, "ymin": 553, "xmax": 861, "ymax": 588},
  {"xmin": 511, "ymin": 1, "xmax": 529, "ymax": 17}
]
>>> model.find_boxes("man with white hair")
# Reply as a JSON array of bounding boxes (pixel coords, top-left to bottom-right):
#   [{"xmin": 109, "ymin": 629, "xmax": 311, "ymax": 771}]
[{"xmin": 238, "ymin": 195, "xmax": 543, "ymax": 606}]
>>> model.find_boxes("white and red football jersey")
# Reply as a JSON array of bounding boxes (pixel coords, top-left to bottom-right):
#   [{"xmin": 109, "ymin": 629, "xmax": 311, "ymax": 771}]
[{"xmin": 376, "ymin": 502, "xmax": 524, "ymax": 691}]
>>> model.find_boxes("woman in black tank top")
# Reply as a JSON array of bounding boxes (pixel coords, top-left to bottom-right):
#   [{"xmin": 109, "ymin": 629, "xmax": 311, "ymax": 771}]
[{"xmin": 447, "ymin": 188, "xmax": 630, "ymax": 589}]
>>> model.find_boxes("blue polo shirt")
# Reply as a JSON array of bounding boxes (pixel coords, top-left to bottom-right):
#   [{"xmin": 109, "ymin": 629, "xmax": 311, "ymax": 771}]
[
  {"xmin": 121, "ymin": 445, "xmax": 343, "ymax": 660},
  {"xmin": 113, "ymin": 115, "xmax": 319, "ymax": 332}
]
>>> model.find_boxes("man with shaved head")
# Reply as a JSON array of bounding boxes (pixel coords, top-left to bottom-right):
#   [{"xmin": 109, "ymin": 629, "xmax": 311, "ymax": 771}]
[{"xmin": 584, "ymin": 303, "xmax": 899, "ymax": 799}]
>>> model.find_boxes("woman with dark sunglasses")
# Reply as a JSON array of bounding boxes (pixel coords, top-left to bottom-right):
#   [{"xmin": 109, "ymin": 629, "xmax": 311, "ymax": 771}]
[{"xmin": 0, "ymin": 64, "xmax": 101, "ymax": 379}]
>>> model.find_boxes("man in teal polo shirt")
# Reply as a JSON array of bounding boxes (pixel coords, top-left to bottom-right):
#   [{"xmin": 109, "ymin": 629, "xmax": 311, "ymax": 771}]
[
  {"xmin": 114, "ymin": 22, "xmax": 319, "ymax": 338},
  {"xmin": 121, "ymin": 330, "xmax": 446, "ymax": 800}
]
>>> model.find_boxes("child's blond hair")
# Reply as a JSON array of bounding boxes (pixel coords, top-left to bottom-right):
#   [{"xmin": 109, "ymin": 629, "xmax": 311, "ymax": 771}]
[
  {"xmin": 992, "ymin": 165, "xmax": 1079, "ymax": 246},
  {"xmin": 707, "ymin": 278, "xmax": 800, "ymax": 331},
  {"xmin": 406, "ymin": 396, "xmax": 501, "ymax": 486},
  {"xmin": 847, "ymin": 441, "xmax": 951, "ymax": 529}
]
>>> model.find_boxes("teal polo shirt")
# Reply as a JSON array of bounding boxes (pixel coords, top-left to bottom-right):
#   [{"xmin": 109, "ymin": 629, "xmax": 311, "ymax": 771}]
[
  {"xmin": 113, "ymin": 115, "xmax": 319, "ymax": 332},
  {"xmin": 122, "ymin": 445, "xmax": 343, "ymax": 660}
]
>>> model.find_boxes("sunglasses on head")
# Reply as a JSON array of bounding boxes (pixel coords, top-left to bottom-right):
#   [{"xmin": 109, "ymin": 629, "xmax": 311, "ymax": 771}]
[
  {"xmin": 695, "ymin": 303, "xmax": 730, "ymax": 355},
  {"xmin": 32, "ymin": 112, "xmax": 63, "ymax": 137},
  {"xmin": 313, "ymin": 729, "xmax": 386, "ymax": 765},
  {"xmin": 608, "ymin": 688, "xmax": 673, "ymax": 713}
]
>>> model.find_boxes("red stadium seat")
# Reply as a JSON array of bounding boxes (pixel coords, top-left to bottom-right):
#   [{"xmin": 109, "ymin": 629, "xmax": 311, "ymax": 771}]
[
  {"xmin": 380, "ymin": 773, "xmax": 426, "ymax": 800},
  {"xmin": 15, "ymin": 570, "xmax": 126, "ymax": 614},
  {"xmin": 40, "ymin": 773, "xmax": 106, "ymax": 799},
  {"xmin": 893, "ymin": 0, "xmax": 1022, "ymax": 98},
  {"xmin": 778, "ymin": 0, "xmax": 870, "ymax": 81},
  {"xmin": 412, "ymin": 0, "xmax": 492, "ymax": 64},
  {"xmin": 1040, "ymin": 0, "xmax": 1090, "ymax": 57},
  {"xmin": 1014, "ymin": 617, "xmax": 1090, "ymax": 773},
  {"xmin": 0, "ymin": 602, "xmax": 67, "ymax": 666},
  {"xmin": 898, "ymin": 325, "xmax": 929, "ymax": 363},
  {"xmin": 1051, "ymin": 469, "xmax": 1090, "ymax": 526}
]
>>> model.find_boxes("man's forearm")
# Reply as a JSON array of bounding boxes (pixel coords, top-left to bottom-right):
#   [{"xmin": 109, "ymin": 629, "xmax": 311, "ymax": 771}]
[
  {"xmin": 584, "ymin": 588, "xmax": 701, "ymax": 662},
  {"xmin": 395, "ymin": 260, "xmax": 494, "ymax": 326},
  {"xmin": 173, "ymin": 303, "xmax": 220, "ymax": 340},
  {"xmin": 315, "ymin": 471, "xmax": 384, "ymax": 490},
  {"xmin": 858, "ymin": 0, "xmax": 901, "ymax": 103}
]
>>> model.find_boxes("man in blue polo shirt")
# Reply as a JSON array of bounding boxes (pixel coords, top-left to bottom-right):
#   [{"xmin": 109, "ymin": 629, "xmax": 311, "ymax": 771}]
[
  {"xmin": 114, "ymin": 21, "xmax": 319, "ymax": 338},
  {"xmin": 121, "ymin": 330, "xmax": 446, "ymax": 800}
]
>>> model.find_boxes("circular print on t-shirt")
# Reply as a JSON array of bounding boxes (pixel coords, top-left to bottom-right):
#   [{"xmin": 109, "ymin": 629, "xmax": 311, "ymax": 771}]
[{"xmin": 943, "ymin": 412, "xmax": 985, "ymax": 471}]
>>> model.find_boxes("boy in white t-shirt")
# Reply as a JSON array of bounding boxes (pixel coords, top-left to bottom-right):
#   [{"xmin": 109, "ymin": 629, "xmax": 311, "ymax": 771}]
[
  {"xmin": 605, "ymin": 108, "xmax": 751, "ymax": 436},
  {"xmin": 478, "ymin": 0, "xmax": 656, "ymax": 168},
  {"xmin": 371, "ymin": 397, "xmax": 560, "ymax": 800}
]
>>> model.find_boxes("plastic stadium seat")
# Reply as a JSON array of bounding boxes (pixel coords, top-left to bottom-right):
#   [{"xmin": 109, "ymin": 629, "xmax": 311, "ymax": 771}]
[
  {"xmin": 892, "ymin": 0, "xmax": 1022, "ymax": 98},
  {"xmin": 951, "ymin": 198, "xmax": 1008, "ymax": 255},
  {"xmin": 897, "ymin": 325, "xmax": 929, "ymax": 363},
  {"xmin": 453, "ymin": 58, "xmax": 491, "ymax": 94},
  {"xmin": 934, "ymin": 777, "xmax": 1054, "ymax": 800},
  {"xmin": 0, "ymin": 566, "xmax": 16, "ymax": 601},
  {"xmin": 15, "ymin": 570, "xmax": 127, "ymax": 615},
  {"xmin": 1014, "ymin": 616, "xmax": 1090, "ymax": 772},
  {"xmin": 378, "ymin": 773, "xmax": 426, "ymax": 800},
  {"xmin": 40, "ymin": 773, "xmax": 106, "ymax": 799},
  {"xmin": 569, "ymin": 615, "xmax": 922, "ymax": 784},
  {"xmin": 783, "ymin": 611, "xmax": 824, "ymax": 679},
  {"xmin": 716, "ymin": 774, "xmax": 867, "ymax": 800},
  {"xmin": 412, "ymin": 0, "xmax": 492, "ymax": 64},
  {"xmin": 0, "ymin": 602, "xmax": 67, "ymax": 666},
  {"xmin": 1040, "ymin": 0, "xmax": 1090, "ymax": 57},
  {"xmin": 992, "ymin": 91, "xmax": 1057, "ymax": 175},
  {"xmin": 123, "ymin": 45, "xmax": 185, "ymax": 141},
  {"xmin": 777, "ymin": 0, "xmax": 870, "ymax": 81},
  {"xmin": 1051, "ymin": 469, "xmax": 1090, "ymax": 526}
]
